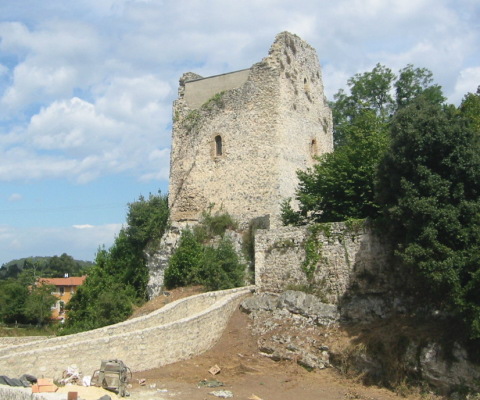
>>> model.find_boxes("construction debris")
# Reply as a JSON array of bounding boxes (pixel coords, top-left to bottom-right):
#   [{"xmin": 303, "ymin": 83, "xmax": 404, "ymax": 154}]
[
  {"xmin": 61, "ymin": 364, "xmax": 82, "ymax": 386},
  {"xmin": 208, "ymin": 364, "xmax": 221, "ymax": 375},
  {"xmin": 198, "ymin": 379, "xmax": 224, "ymax": 388},
  {"xmin": 32, "ymin": 378, "xmax": 58, "ymax": 393},
  {"xmin": 0, "ymin": 374, "xmax": 36, "ymax": 387},
  {"xmin": 209, "ymin": 390, "xmax": 234, "ymax": 398}
]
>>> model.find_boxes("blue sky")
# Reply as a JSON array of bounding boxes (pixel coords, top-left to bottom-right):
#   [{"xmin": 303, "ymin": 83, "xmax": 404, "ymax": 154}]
[{"xmin": 0, "ymin": 0, "xmax": 479, "ymax": 265}]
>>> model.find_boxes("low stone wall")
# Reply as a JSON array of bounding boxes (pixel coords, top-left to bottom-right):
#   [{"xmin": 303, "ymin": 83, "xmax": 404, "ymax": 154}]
[
  {"xmin": 0, "ymin": 386, "xmax": 49, "ymax": 400},
  {"xmin": 0, "ymin": 286, "xmax": 253, "ymax": 379},
  {"xmin": 254, "ymin": 222, "xmax": 391, "ymax": 304},
  {"xmin": 0, "ymin": 336, "xmax": 49, "ymax": 350}
]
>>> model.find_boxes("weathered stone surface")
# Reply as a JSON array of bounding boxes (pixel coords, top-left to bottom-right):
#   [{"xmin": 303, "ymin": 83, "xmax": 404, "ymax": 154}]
[
  {"xmin": 339, "ymin": 295, "xmax": 390, "ymax": 322},
  {"xmin": 277, "ymin": 291, "xmax": 340, "ymax": 326},
  {"xmin": 146, "ymin": 226, "xmax": 181, "ymax": 298},
  {"xmin": 168, "ymin": 31, "xmax": 333, "ymax": 228},
  {"xmin": 412, "ymin": 341, "xmax": 480, "ymax": 393},
  {"xmin": 241, "ymin": 291, "xmax": 339, "ymax": 326},
  {"xmin": 254, "ymin": 222, "xmax": 394, "ymax": 306},
  {"xmin": 242, "ymin": 291, "xmax": 336, "ymax": 371},
  {"xmin": 240, "ymin": 293, "xmax": 278, "ymax": 313}
]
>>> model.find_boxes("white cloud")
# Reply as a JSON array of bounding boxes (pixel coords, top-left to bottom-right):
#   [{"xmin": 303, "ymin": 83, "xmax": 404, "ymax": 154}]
[
  {"xmin": 4, "ymin": 72, "xmax": 173, "ymax": 183},
  {"xmin": 8, "ymin": 193, "xmax": 22, "ymax": 202},
  {"xmin": 0, "ymin": 21, "xmax": 104, "ymax": 115},
  {"xmin": 450, "ymin": 67, "xmax": 480, "ymax": 104},
  {"xmin": 0, "ymin": 0, "xmax": 478, "ymax": 186},
  {"xmin": 73, "ymin": 224, "xmax": 94, "ymax": 229}
]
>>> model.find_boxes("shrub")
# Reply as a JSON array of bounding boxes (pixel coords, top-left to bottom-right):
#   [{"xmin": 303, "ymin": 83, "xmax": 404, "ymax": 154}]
[{"xmin": 164, "ymin": 212, "xmax": 245, "ymax": 291}]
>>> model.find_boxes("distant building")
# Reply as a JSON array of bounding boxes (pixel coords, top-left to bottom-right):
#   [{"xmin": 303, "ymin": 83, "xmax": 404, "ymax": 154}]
[{"xmin": 38, "ymin": 276, "xmax": 87, "ymax": 321}]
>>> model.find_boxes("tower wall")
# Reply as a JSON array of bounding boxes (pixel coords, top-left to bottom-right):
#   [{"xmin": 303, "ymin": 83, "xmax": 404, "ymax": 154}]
[{"xmin": 168, "ymin": 32, "xmax": 333, "ymax": 228}]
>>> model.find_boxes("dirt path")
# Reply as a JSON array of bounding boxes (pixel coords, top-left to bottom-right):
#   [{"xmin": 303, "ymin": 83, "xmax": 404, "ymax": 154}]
[{"xmin": 127, "ymin": 301, "xmax": 435, "ymax": 400}]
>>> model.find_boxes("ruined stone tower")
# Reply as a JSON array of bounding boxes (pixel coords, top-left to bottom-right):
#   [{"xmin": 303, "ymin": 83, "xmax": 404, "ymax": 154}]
[
  {"xmin": 147, "ymin": 32, "xmax": 333, "ymax": 297},
  {"xmin": 168, "ymin": 31, "xmax": 333, "ymax": 229}
]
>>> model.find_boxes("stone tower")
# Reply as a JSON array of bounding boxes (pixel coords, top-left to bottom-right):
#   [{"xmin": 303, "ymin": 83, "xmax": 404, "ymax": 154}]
[
  {"xmin": 147, "ymin": 32, "xmax": 333, "ymax": 297},
  {"xmin": 168, "ymin": 31, "xmax": 333, "ymax": 229}
]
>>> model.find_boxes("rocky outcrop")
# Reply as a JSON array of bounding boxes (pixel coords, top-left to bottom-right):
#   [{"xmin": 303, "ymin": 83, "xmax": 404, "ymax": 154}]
[
  {"xmin": 242, "ymin": 290, "xmax": 480, "ymax": 395},
  {"xmin": 241, "ymin": 291, "xmax": 338, "ymax": 370},
  {"xmin": 407, "ymin": 341, "xmax": 480, "ymax": 394}
]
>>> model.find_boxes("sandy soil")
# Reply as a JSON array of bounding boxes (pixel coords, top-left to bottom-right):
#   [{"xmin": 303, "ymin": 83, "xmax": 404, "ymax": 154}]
[{"xmin": 125, "ymin": 287, "xmax": 439, "ymax": 400}]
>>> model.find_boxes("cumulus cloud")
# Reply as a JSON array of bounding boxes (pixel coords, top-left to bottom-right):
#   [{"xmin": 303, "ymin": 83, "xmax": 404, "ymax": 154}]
[
  {"xmin": 0, "ymin": 72, "xmax": 172, "ymax": 182},
  {"xmin": 0, "ymin": 0, "xmax": 478, "ymax": 186},
  {"xmin": 73, "ymin": 224, "xmax": 95, "ymax": 229},
  {"xmin": 0, "ymin": 21, "xmax": 104, "ymax": 115}
]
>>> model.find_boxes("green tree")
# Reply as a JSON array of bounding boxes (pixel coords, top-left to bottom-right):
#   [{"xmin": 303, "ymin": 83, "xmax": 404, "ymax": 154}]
[
  {"xmin": 459, "ymin": 86, "xmax": 480, "ymax": 135},
  {"xmin": 332, "ymin": 64, "xmax": 395, "ymax": 146},
  {"xmin": 23, "ymin": 283, "xmax": 57, "ymax": 326},
  {"xmin": 64, "ymin": 191, "xmax": 169, "ymax": 333},
  {"xmin": 0, "ymin": 279, "xmax": 29, "ymax": 323},
  {"xmin": 287, "ymin": 110, "xmax": 389, "ymax": 223},
  {"xmin": 284, "ymin": 64, "xmax": 445, "ymax": 225},
  {"xmin": 202, "ymin": 237, "xmax": 245, "ymax": 291},
  {"xmin": 332, "ymin": 64, "xmax": 444, "ymax": 147},
  {"xmin": 376, "ymin": 96, "xmax": 480, "ymax": 338},
  {"xmin": 395, "ymin": 64, "xmax": 445, "ymax": 108}
]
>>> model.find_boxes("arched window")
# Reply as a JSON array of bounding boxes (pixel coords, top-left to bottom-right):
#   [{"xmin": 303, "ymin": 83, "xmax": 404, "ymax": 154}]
[
  {"xmin": 215, "ymin": 135, "xmax": 223, "ymax": 156},
  {"xmin": 310, "ymin": 139, "xmax": 318, "ymax": 157}
]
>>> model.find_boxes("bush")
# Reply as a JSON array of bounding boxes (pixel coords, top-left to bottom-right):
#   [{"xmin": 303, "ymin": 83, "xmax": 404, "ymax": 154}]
[
  {"xmin": 164, "ymin": 229, "xmax": 205, "ymax": 288},
  {"xmin": 164, "ymin": 212, "xmax": 245, "ymax": 291},
  {"xmin": 202, "ymin": 238, "xmax": 245, "ymax": 291},
  {"xmin": 63, "ymin": 191, "xmax": 169, "ymax": 333}
]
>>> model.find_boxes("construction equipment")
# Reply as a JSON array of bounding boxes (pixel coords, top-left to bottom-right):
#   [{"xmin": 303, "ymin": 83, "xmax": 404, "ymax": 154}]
[{"xmin": 90, "ymin": 359, "xmax": 131, "ymax": 397}]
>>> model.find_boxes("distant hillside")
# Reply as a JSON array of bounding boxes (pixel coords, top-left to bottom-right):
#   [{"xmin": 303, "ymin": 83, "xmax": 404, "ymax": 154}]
[{"xmin": 0, "ymin": 254, "xmax": 94, "ymax": 280}]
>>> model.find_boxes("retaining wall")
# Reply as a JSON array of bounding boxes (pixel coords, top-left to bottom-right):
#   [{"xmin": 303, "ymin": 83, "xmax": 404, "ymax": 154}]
[
  {"xmin": 255, "ymin": 222, "xmax": 391, "ymax": 303},
  {"xmin": 0, "ymin": 286, "xmax": 253, "ymax": 379}
]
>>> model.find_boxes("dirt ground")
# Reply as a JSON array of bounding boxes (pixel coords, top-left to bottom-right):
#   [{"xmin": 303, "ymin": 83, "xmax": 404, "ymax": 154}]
[{"xmin": 126, "ymin": 288, "xmax": 439, "ymax": 400}]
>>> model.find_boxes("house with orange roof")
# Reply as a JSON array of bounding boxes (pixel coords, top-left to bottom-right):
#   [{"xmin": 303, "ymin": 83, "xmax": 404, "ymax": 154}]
[{"xmin": 38, "ymin": 275, "xmax": 87, "ymax": 321}]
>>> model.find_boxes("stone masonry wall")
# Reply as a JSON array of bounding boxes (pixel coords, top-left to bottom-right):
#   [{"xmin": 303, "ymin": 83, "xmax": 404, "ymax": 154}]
[
  {"xmin": 168, "ymin": 32, "xmax": 333, "ymax": 229},
  {"xmin": 0, "ymin": 286, "xmax": 253, "ymax": 379},
  {"xmin": 255, "ymin": 222, "xmax": 392, "ymax": 304},
  {"xmin": 0, "ymin": 336, "xmax": 47, "ymax": 350},
  {"xmin": 184, "ymin": 69, "xmax": 251, "ymax": 109}
]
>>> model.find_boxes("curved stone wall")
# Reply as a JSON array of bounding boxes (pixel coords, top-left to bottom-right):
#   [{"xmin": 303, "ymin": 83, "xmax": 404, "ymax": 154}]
[{"xmin": 0, "ymin": 286, "xmax": 253, "ymax": 379}]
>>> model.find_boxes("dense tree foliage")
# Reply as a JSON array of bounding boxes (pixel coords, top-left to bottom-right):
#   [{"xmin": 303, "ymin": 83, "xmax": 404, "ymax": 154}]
[
  {"xmin": 0, "ymin": 279, "xmax": 29, "ymax": 323},
  {"xmin": 459, "ymin": 86, "xmax": 480, "ymax": 135},
  {"xmin": 331, "ymin": 64, "xmax": 444, "ymax": 147},
  {"xmin": 284, "ymin": 64, "xmax": 441, "ymax": 224},
  {"xmin": 164, "ymin": 211, "xmax": 245, "ymax": 291},
  {"xmin": 283, "ymin": 110, "xmax": 389, "ymax": 223},
  {"xmin": 64, "ymin": 192, "xmax": 169, "ymax": 333},
  {"xmin": 23, "ymin": 283, "xmax": 57, "ymax": 326},
  {"xmin": 0, "ymin": 254, "xmax": 92, "ymax": 281},
  {"xmin": 377, "ymin": 95, "xmax": 480, "ymax": 338},
  {"xmin": 0, "ymin": 272, "xmax": 57, "ymax": 326},
  {"xmin": 284, "ymin": 64, "xmax": 480, "ymax": 339}
]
